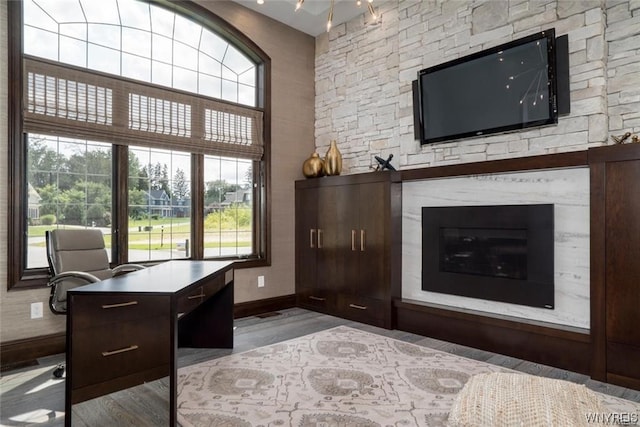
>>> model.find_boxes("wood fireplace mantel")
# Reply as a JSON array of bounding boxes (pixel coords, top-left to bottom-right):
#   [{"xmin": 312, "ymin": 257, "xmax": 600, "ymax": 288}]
[{"xmin": 392, "ymin": 144, "xmax": 640, "ymax": 389}]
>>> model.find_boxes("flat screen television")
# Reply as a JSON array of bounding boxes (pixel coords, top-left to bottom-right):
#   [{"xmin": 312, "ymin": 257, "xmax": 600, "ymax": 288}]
[{"xmin": 417, "ymin": 29, "xmax": 558, "ymax": 145}]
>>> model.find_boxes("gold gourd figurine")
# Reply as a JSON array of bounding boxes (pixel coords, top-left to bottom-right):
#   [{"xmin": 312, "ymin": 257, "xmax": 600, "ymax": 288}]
[
  {"xmin": 323, "ymin": 140, "xmax": 342, "ymax": 176},
  {"xmin": 302, "ymin": 152, "xmax": 325, "ymax": 178}
]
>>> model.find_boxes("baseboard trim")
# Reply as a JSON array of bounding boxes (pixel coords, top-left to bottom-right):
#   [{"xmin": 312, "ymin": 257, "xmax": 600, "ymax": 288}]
[
  {"xmin": 234, "ymin": 294, "xmax": 297, "ymax": 319},
  {"xmin": 394, "ymin": 299, "xmax": 591, "ymax": 375},
  {"xmin": 0, "ymin": 332, "xmax": 66, "ymax": 371},
  {"xmin": 1, "ymin": 295, "xmax": 297, "ymax": 370}
]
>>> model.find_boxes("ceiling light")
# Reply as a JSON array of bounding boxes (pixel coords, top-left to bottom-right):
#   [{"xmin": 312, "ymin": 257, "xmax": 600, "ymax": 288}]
[
  {"xmin": 326, "ymin": 0, "xmax": 334, "ymax": 32},
  {"xmin": 323, "ymin": 0, "xmax": 378, "ymax": 32},
  {"xmin": 256, "ymin": 0, "xmax": 379, "ymax": 33},
  {"xmin": 367, "ymin": 2, "xmax": 377, "ymax": 20}
]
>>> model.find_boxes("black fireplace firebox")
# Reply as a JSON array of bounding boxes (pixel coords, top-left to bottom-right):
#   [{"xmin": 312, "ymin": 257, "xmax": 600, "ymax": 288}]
[{"xmin": 422, "ymin": 204, "xmax": 554, "ymax": 309}]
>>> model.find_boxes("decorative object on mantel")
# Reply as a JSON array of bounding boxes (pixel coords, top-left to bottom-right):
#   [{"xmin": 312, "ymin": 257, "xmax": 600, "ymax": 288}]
[
  {"xmin": 610, "ymin": 131, "xmax": 639, "ymax": 144},
  {"xmin": 324, "ymin": 140, "xmax": 343, "ymax": 176},
  {"xmin": 302, "ymin": 152, "xmax": 325, "ymax": 178},
  {"xmin": 373, "ymin": 154, "xmax": 396, "ymax": 171}
]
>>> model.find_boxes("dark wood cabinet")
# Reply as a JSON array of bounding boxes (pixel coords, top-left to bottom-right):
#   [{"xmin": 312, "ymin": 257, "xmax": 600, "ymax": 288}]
[
  {"xmin": 295, "ymin": 172, "xmax": 401, "ymax": 328},
  {"xmin": 590, "ymin": 143, "xmax": 640, "ymax": 390}
]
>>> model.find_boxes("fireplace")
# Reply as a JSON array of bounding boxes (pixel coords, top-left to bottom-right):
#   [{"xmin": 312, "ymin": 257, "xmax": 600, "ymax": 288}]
[{"xmin": 422, "ymin": 204, "xmax": 554, "ymax": 309}]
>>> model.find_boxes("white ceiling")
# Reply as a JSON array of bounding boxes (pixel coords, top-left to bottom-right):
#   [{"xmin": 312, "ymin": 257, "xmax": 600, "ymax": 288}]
[{"xmin": 229, "ymin": 0, "xmax": 373, "ymax": 36}]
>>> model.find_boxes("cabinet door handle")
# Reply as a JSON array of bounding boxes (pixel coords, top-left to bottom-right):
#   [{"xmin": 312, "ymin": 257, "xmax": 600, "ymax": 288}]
[
  {"xmin": 101, "ymin": 301, "xmax": 138, "ymax": 309},
  {"xmin": 349, "ymin": 303, "xmax": 367, "ymax": 310},
  {"xmin": 102, "ymin": 345, "xmax": 139, "ymax": 357},
  {"xmin": 310, "ymin": 229, "xmax": 316, "ymax": 248},
  {"xmin": 360, "ymin": 230, "xmax": 365, "ymax": 252},
  {"xmin": 317, "ymin": 229, "xmax": 323, "ymax": 248},
  {"xmin": 309, "ymin": 296, "xmax": 326, "ymax": 301},
  {"xmin": 351, "ymin": 230, "xmax": 356, "ymax": 251}
]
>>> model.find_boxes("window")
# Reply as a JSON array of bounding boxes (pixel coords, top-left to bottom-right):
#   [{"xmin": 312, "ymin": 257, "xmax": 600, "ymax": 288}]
[
  {"xmin": 27, "ymin": 134, "xmax": 114, "ymax": 268},
  {"xmin": 8, "ymin": 0, "xmax": 270, "ymax": 289},
  {"xmin": 127, "ymin": 146, "xmax": 192, "ymax": 263},
  {"xmin": 203, "ymin": 155, "xmax": 254, "ymax": 258}
]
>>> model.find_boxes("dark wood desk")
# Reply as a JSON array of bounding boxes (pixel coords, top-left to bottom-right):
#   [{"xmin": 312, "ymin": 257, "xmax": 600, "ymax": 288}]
[{"xmin": 65, "ymin": 260, "xmax": 234, "ymax": 426}]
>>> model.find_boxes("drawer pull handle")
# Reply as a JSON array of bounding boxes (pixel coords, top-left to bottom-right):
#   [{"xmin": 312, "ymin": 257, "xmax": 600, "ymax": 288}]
[
  {"xmin": 309, "ymin": 296, "xmax": 326, "ymax": 301},
  {"xmin": 349, "ymin": 304, "xmax": 367, "ymax": 310},
  {"xmin": 188, "ymin": 293, "xmax": 205, "ymax": 300},
  {"xmin": 102, "ymin": 345, "xmax": 139, "ymax": 357},
  {"xmin": 101, "ymin": 301, "xmax": 138, "ymax": 309}
]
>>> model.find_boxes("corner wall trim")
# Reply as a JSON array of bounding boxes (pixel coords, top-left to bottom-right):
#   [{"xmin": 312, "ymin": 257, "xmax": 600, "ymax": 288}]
[
  {"xmin": 394, "ymin": 299, "xmax": 591, "ymax": 375},
  {"xmin": 234, "ymin": 294, "xmax": 296, "ymax": 319},
  {"xmin": 400, "ymin": 151, "xmax": 588, "ymax": 182},
  {"xmin": 1, "ymin": 333, "xmax": 66, "ymax": 371}
]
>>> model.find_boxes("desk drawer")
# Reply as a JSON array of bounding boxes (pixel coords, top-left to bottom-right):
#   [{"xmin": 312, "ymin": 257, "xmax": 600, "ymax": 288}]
[
  {"xmin": 70, "ymin": 316, "xmax": 170, "ymax": 389},
  {"xmin": 176, "ymin": 286, "xmax": 205, "ymax": 315},
  {"xmin": 176, "ymin": 274, "xmax": 228, "ymax": 315},
  {"xmin": 203, "ymin": 274, "xmax": 226, "ymax": 297},
  {"xmin": 70, "ymin": 294, "xmax": 168, "ymax": 329}
]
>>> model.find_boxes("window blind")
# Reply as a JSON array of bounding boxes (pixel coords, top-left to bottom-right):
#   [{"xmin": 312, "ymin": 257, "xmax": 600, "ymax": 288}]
[{"xmin": 24, "ymin": 57, "xmax": 264, "ymax": 160}]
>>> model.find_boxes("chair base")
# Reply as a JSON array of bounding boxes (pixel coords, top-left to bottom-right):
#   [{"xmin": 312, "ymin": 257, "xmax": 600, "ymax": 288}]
[{"xmin": 53, "ymin": 363, "xmax": 65, "ymax": 378}]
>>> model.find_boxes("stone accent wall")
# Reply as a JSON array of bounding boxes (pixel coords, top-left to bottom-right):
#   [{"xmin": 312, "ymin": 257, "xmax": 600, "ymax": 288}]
[
  {"xmin": 315, "ymin": 0, "xmax": 639, "ymax": 173},
  {"xmin": 315, "ymin": 2, "xmax": 401, "ymax": 172},
  {"xmin": 606, "ymin": 0, "xmax": 640, "ymax": 135}
]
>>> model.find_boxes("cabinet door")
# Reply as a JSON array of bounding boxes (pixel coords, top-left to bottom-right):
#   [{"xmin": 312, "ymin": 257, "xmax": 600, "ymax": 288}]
[
  {"xmin": 317, "ymin": 185, "xmax": 347, "ymax": 292},
  {"xmin": 334, "ymin": 183, "xmax": 360, "ymax": 293},
  {"xmin": 295, "ymin": 186, "xmax": 318, "ymax": 291},
  {"xmin": 355, "ymin": 181, "xmax": 388, "ymax": 300},
  {"xmin": 605, "ymin": 160, "xmax": 640, "ymax": 380}
]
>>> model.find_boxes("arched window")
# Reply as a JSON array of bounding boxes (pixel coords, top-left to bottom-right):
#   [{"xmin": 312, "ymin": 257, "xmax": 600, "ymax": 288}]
[
  {"xmin": 7, "ymin": 0, "xmax": 269, "ymax": 289},
  {"xmin": 23, "ymin": 0, "xmax": 257, "ymax": 106}
]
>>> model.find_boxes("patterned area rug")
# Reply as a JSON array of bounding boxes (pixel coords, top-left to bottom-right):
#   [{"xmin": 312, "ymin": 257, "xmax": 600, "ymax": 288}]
[{"xmin": 177, "ymin": 326, "xmax": 639, "ymax": 426}]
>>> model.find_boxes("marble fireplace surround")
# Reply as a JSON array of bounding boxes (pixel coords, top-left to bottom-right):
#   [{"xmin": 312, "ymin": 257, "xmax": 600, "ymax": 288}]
[{"xmin": 402, "ymin": 166, "xmax": 590, "ymax": 330}]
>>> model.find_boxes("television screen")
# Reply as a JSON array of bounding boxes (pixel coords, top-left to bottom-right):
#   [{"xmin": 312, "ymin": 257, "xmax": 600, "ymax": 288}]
[{"xmin": 417, "ymin": 29, "xmax": 558, "ymax": 144}]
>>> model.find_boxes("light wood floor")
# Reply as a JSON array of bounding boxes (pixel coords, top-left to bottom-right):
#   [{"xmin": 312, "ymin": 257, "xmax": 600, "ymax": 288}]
[{"xmin": 1, "ymin": 308, "xmax": 639, "ymax": 426}]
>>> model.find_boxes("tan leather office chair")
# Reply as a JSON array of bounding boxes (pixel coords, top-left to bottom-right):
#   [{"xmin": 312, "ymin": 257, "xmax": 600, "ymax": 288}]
[{"xmin": 46, "ymin": 229, "xmax": 144, "ymax": 377}]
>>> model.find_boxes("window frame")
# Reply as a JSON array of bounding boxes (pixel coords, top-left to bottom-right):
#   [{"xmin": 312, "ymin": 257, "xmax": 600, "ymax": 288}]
[{"xmin": 7, "ymin": 0, "xmax": 272, "ymax": 290}]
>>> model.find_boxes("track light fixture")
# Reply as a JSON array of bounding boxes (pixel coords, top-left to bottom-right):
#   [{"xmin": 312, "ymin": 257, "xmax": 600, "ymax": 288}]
[
  {"xmin": 322, "ymin": 0, "xmax": 378, "ymax": 33},
  {"xmin": 327, "ymin": 0, "xmax": 335, "ymax": 32},
  {"xmin": 367, "ymin": 2, "xmax": 376, "ymax": 20},
  {"xmin": 257, "ymin": 0, "xmax": 378, "ymax": 33}
]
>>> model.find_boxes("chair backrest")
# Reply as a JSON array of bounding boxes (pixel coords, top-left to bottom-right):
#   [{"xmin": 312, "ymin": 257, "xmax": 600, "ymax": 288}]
[
  {"xmin": 46, "ymin": 229, "xmax": 116, "ymax": 314},
  {"xmin": 47, "ymin": 229, "xmax": 114, "ymax": 281}
]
